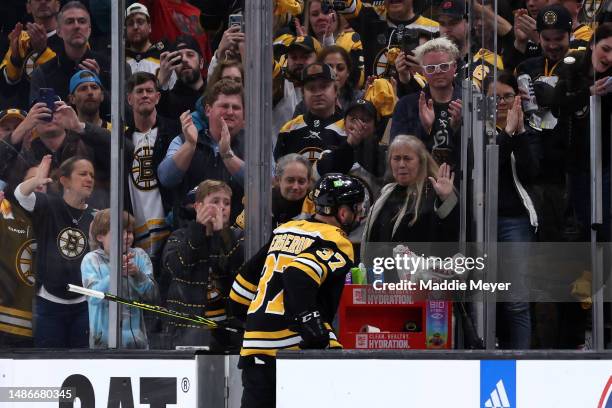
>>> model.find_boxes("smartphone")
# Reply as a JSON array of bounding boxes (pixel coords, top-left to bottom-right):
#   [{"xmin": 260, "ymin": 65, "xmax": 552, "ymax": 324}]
[
  {"xmin": 605, "ymin": 76, "xmax": 612, "ymax": 93},
  {"xmin": 229, "ymin": 14, "xmax": 244, "ymax": 32},
  {"xmin": 38, "ymin": 88, "xmax": 57, "ymax": 122}
]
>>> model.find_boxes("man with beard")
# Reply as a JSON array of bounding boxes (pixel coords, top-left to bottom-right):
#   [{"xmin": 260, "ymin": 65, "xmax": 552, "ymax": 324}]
[
  {"xmin": 1, "ymin": 0, "xmax": 63, "ymax": 110},
  {"xmin": 125, "ymin": 2, "xmax": 177, "ymax": 90},
  {"xmin": 505, "ymin": 0, "xmax": 590, "ymax": 70},
  {"xmin": 273, "ymin": 35, "xmax": 320, "ymax": 136},
  {"xmin": 157, "ymin": 35, "xmax": 205, "ymax": 124},
  {"xmin": 515, "ymin": 4, "xmax": 573, "ymax": 241},
  {"xmin": 29, "ymin": 1, "xmax": 110, "ymax": 108},
  {"xmin": 67, "ymin": 70, "xmax": 110, "ymax": 130},
  {"xmin": 158, "ymin": 79, "xmax": 245, "ymax": 222}
]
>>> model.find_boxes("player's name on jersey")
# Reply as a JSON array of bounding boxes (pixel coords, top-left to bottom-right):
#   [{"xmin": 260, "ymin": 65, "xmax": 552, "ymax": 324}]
[{"xmin": 269, "ymin": 233, "xmax": 315, "ymax": 255}]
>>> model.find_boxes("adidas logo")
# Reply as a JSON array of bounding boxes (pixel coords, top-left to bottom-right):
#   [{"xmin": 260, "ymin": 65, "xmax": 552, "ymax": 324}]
[{"xmin": 484, "ymin": 380, "xmax": 511, "ymax": 408}]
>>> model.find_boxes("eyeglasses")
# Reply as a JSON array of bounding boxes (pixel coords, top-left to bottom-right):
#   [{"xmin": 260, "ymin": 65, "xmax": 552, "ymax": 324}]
[
  {"xmin": 495, "ymin": 93, "xmax": 516, "ymax": 104},
  {"xmin": 422, "ymin": 61, "xmax": 455, "ymax": 75}
]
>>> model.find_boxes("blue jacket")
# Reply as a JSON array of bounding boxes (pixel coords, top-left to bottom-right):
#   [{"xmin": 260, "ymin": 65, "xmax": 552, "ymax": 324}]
[{"xmin": 81, "ymin": 248, "xmax": 158, "ymax": 349}]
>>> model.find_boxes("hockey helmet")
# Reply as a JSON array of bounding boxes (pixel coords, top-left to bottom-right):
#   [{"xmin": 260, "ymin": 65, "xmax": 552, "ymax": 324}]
[{"xmin": 313, "ymin": 173, "xmax": 365, "ymax": 216}]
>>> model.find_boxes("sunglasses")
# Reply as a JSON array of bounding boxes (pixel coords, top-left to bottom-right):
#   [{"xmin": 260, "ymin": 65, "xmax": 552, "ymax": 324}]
[{"xmin": 422, "ymin": 61, "xmax": 455, "ymax": 74}]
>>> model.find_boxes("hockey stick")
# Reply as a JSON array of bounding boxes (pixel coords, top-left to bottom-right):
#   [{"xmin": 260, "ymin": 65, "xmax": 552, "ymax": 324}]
[{"xmin": 67, "ymin": 284, "xmax": 240, "ymax": 333}]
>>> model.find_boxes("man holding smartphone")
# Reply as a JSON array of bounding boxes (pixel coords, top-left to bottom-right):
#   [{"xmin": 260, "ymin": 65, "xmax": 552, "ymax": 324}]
[
  {"xmin": 157, "ymin": 35, "xmax": 206, "ymax": 123},
  {"xmin": 125, "ymin": 2, "xmax": 177, "ymax": 90}
]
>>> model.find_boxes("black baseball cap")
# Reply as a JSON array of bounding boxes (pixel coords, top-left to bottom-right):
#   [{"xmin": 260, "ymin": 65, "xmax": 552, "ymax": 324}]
[
  {"xmin": 288, "ymin": 35, "xmax": 322, "ymax": 55},
  {"xmin": 536, "ymin": 5, "xmax": 573, "ymax": 33},
  {"xmin": 173, "ymin": 35, "xmax": 201, "ymax": 55},
  {"xmin": 345, "ymin": 99, "xmax": 377, "ymax": 121},
  {"xmin": 301, "ymin": 62, "xmax": 336, "ymax": 84},
  {"xmin": 438, "ymin": 0, "xmax": 466, "ymax": 19}
]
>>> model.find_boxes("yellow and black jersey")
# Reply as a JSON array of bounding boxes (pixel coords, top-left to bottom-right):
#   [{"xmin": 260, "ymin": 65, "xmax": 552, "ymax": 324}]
[
  {"xmin": 230, "ymin": 218, "xmax": 354, "ymax": 366},
  {"xmin": 0, "ymin": 30, "xmax": 62, "ymax": 82},
  {"xmin": 571, "ymin": 24, "xmax": 593, "ymax": 47},
  {"xmin": 470, "ymin": 48, "xmax": 505, "ymax": 91},
  {"xmin": 0, "ymin": 199, "xmax": 36, "ymax": 338},
  {"xmin": 126, "ymin": 42, "xmax": 167, "ymax": 77},
  {"xmin": 340, "ymin": 0, "xmax": 438, "ymax": 77},
  {"xmin": 274, "ymin": 111, "xmax": 346, "ymax": 163}
]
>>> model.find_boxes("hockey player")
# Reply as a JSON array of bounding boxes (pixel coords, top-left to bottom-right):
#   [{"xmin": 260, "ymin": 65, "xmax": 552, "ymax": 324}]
[{"xmin": 230, "ymin": 173, "xmax": 365, "ymax": 408}]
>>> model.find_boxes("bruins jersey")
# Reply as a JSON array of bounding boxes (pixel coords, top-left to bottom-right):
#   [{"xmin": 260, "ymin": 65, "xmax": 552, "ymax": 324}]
[
  {"xmin": 274, "ymin": 111, "xmax": 346, "ymax": 163},
  {"xmin": 1, "ymin": 30, "xmax": 62, "ymax": 82},
  {"xmin": 0, "ymin": 199, "xmax": 36, "ymax": 338},
  {"xmin": 470, "ymin": 48, "xmax": 505, "ymax": 91},
  {"xmin": 230, "ymin": 219, "xmax": 354, "ymax": 366},
  {"xmin": 340, "ymin": 0, "xmax": 438, "ymax": 77}
]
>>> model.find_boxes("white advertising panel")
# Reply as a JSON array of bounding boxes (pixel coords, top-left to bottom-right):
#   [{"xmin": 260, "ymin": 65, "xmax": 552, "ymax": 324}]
[
  {"xmin": 278, "ymin": 358, "xmax": 612, "ymax": 408},
  {"xmin": 0, "ymin": 358, "xmax": 197, "ymax": 407},
  {"xmin": 277, "ymin": 359, "xmax": 480, "ymax": 407}
]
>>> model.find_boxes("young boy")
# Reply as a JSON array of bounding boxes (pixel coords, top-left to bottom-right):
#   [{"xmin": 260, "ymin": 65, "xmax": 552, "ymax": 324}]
[
  {"xmin": 81, "ymin": 209, "xmax": 159, "ymax": 349},
  {"xmin": 162, "ymin": 179, "xmax": 244, "ymax": 350}
]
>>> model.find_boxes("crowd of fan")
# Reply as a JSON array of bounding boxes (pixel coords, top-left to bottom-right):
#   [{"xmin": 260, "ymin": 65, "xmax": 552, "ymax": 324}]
[{"xmin": 0, "ymin": 0, "xmax": 610, "ymax": 351}]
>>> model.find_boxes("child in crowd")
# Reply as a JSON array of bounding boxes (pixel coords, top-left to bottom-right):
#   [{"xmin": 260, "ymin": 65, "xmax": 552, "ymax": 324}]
[{"xmin": 81, "ymin": 209, "xmax": 159, "ymax": 349}]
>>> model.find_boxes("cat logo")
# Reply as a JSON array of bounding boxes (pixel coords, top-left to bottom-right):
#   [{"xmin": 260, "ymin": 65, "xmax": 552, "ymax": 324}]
[
  {"xmin": 298, "ymin": 147, "xmax": 323, "ymax": 163},
  {"xmin": 15, "ymin": 239, "xmax": 36, "ymax": 286},
  {"xmin": 131, "ymin": 146, "xmax": 157, "ymax": 190},
  {"xmin": 57, "ymin": 228, "xmax": 87, "ymax": 260}
]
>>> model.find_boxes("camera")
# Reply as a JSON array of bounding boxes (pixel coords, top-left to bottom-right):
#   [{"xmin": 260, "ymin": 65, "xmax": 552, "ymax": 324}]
[
  {"xmin": 321, "ymin": 0, "xmax": 348, "ymax": 14},
  {"xmin": 396, "ymin": 26, "xmax": 420, "ymax": 54}
]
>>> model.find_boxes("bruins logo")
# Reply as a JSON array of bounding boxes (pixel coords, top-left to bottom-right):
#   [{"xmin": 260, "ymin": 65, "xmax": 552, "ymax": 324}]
[
  {"xmin": 15, "ymin": 239, "xmax": 36, "ymax": 286},
  {"xmin": 131, "ymin": 146, "xmax": 157, "ymax": 190},
  {"xmin": 373, "ymin": 47, "xmax": 403, "ymax": 77},
  {"xmin": 298, "ymin": 147, "xmax": 324, "ymax": 164},
  {"xmin": 57, "ymin": 228, "xmax": 87, "ymax": 260},
  {"xmin": 543, "ymin": 11, "xmax": 557, "ymax": 26}
]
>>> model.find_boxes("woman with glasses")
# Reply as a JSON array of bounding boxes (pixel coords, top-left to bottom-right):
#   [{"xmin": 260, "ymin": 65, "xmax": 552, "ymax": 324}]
[{"xmin": 485, "ymin": 71, "xmax": 542, "ymax": 350}]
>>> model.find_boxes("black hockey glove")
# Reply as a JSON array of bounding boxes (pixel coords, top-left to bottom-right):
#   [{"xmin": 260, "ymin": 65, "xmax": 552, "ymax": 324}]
[{"xmin": 294, "ymin": 310, "xmax": 329, "ymax": 349}]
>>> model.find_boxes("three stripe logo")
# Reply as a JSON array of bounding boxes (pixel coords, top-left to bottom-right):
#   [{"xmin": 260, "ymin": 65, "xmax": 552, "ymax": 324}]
[
  {"xmin": 480, "ymin": 361, "xmax": 516, "ymax": 408},
  {"xmin": 484, "ymin": 380, "xmax": 511, "ymax": 408}
]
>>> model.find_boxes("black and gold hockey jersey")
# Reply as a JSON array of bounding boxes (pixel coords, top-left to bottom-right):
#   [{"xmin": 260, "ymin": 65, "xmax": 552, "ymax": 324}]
[
  {"xmin": 274, "ymin": 111, "xmax": 346, "ymax": 163},
  {"xmin": 230, "ymin": 219, "xmax": 354, "ymax": 366},
  {"xmin": 339, "ymin": 0, "xmax": 439, "ymax": 77},
  {"xmin": 0, "ymin": 199, "xmax": 36, "ymax": 338},
  {"xmin": 126, "ymin": 42, "xmax": 168, "ymax": 78}
]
